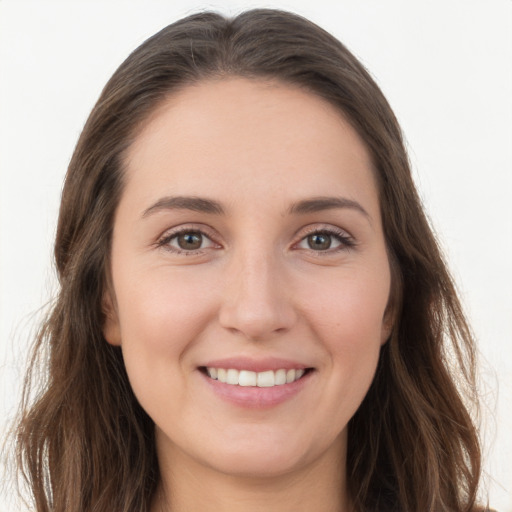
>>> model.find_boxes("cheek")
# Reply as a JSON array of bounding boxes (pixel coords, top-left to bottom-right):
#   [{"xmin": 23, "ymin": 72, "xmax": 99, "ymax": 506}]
[
  {"xmin": 112, "ymin": 268, "xmax": 217, "ymax": 405},
  {"xmin": 115, "ymin": 266, "xmax": 216, "ymax": 350},
  {"xmin": 305, "ymin": 265, "xmax": 390, "ymax": 342},
  {"xmin": 301, "ymin": 265, "xmax": 389, "ymax": 391}
]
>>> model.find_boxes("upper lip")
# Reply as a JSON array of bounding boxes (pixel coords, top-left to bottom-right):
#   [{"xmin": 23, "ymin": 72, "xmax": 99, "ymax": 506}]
[{"xmin": 200, "ymin": 357, "xmax": 311, "ymax": 373}]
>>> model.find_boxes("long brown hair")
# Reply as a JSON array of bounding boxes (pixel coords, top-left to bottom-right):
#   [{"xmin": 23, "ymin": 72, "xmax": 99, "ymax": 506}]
[{"xmin": 15, "ymin": 9, "xmax": 482, "ymax": 511}]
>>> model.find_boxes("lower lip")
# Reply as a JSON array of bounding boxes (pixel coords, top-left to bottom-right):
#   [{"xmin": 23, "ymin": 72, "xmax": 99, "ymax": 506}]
[{"xmin": 199, "ymin": 370, "xmax": 313, "ymax": 409}]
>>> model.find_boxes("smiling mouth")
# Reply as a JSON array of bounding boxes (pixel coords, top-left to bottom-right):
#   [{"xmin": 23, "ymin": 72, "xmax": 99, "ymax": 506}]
[{"xmin": 199, "ymin": 367, "xmax": 313, "ymax": 387}]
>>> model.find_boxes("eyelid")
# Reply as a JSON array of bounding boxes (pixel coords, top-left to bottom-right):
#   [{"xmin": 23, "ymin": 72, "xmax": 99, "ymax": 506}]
[
  {"xmin": 153, "ymin": 222, "xmax": 356, "ymax": 256},
  {"xmin": 292, "ymin": 224, "xmax": 356, "ymax": 252},
  {"xmin": 155, "ymin": 224, "xmax": 222, "ymax": 254}
]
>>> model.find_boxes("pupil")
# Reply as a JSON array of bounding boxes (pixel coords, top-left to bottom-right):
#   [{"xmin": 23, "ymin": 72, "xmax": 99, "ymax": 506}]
[
  {"xmin": 308, "ymin": 233, "xmax": 331, "ymax": 250},
  {"xmin": 178, "ymin": 232, "xmax": 202, "ymax": 250}
]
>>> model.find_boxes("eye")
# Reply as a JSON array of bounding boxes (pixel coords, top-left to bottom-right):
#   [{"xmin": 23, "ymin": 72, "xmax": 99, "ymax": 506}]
[
  {"xmin": 174, "ymin": 231, "xmax": 204, "ymax": 251},
  {"xmin": 304, "ymin": 233, "xmax": 337, "ymax": 251},
  {"xmin": 158, "ymin": 229, "xmax": 218, "ymax": 254},
  {"xmin": 295, "ymin": 228, "xmax": 354, "ymax": 252}
]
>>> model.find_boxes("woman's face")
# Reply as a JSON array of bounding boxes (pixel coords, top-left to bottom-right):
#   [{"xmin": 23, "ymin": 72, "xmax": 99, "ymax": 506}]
[{"xmin": 104, "ymin": 77, "xmax": 392, "ymax": 479}]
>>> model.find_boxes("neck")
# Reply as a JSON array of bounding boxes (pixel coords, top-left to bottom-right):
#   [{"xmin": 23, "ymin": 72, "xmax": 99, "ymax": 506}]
[{"xmin": 152, "ymin": 435, "xmax": 351, "ymax": 512}]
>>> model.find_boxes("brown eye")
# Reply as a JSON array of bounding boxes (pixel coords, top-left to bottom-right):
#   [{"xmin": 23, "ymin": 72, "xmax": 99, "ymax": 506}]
[
  {"xmin": 296, "ymin": 228, "xmax": 352, "ymax": 253},
  {"xmin": 307, "ymin": 233, "xmax": 332, "ymax": 250},
  {"xmin": 176, "ymin": 232, "xmax": 203, "ymax": 250},
  {"xmin": 159, "ymin": 228, "xmax": 218, "ymax": 254}
]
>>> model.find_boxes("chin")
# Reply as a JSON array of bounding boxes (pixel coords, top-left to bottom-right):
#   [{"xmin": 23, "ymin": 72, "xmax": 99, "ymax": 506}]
[
  {"xmin": 200, "ymin": 428, "xmax": 335, "ymax": 479},
  {"xmin": 206, "ymin": 448, "xmax": 305, "ymax": 479}
]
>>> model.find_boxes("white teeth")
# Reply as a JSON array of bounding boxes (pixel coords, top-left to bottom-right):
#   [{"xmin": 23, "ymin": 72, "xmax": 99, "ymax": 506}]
[
  {"xmin": 257, "ymin": 370, "xmax": 275, "ymax": 387},
  {"xmin": 275, "ymin": 369, "xmax": 286, "ymax": 385},
  {"xmin": 226, "ymin": 369, "xmax": 239, "ymax": 385},
  {"xmin": 239, "ymin": 370, "xmax": 257, "ymax": 387},
  {"xmin": 205, "ymin": 367, "xmax": 308, "ymax": 387}
]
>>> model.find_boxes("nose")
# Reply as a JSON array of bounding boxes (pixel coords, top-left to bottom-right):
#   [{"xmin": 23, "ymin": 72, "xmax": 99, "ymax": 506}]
[{"xmin": 218, "ymin": 249, "xmax": 297, "ymax": 341}]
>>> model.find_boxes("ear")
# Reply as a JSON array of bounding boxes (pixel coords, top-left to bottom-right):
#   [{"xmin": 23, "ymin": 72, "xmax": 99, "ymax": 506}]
[
  {"xmin": 380, "ymin": 311, "xmax": 394, "ymax": 345},
  {"xmin": 102, "ymin": 291, "xmax": 121, "ymax": 346},
  {"xmin": 380, "ymin": 296, "xmax": 397, "ymax": 345}
]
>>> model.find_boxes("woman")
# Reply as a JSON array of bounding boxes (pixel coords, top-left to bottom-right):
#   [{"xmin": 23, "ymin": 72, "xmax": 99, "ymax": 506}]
[{"xmin": 15, "ymin": 9, "xmax": 484, "ymax": 512}]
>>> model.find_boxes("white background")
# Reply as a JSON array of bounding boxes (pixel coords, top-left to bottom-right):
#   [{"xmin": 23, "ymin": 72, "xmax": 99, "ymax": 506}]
[{"xmin": 0, "ymin": 1, "xmax": 510, "ymax": 510}]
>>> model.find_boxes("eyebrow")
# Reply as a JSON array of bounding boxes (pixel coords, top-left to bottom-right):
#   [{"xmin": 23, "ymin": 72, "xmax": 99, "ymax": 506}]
[
  {"xmin": 141, "ymin": 195, "xmax": 370, "ymax": 221},
  {"xmin": 142, "ymin": 196, "xmax": 225, "ymax": 217},
  {"xmin": 288, "ymin": 196, "xmax": 370, "ymax": 219}
]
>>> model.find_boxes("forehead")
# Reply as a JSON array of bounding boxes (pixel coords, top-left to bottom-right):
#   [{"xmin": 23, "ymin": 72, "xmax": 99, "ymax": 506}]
[{"xmin": 122, "ymin": 77, "xmax": 379, "ymax": 217}]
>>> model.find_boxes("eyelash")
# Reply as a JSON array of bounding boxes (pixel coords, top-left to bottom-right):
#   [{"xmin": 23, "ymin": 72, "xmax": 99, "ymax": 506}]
[
  {"xmin": 296, "ymin": 226, "xmax": 356, "ymax": 254},
  {"xmin": 156, "ymin": 226, "xmax": 219, "ymax": 255},
  {"xmin": 155, "ymin": 225, "xmax": 356, "ymax": 256}
]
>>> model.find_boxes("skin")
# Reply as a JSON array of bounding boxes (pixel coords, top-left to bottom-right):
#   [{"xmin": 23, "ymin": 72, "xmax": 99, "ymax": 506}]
[{"xmin": 103, "ymin": 77, "xmax": 393, "ymax": 512}]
